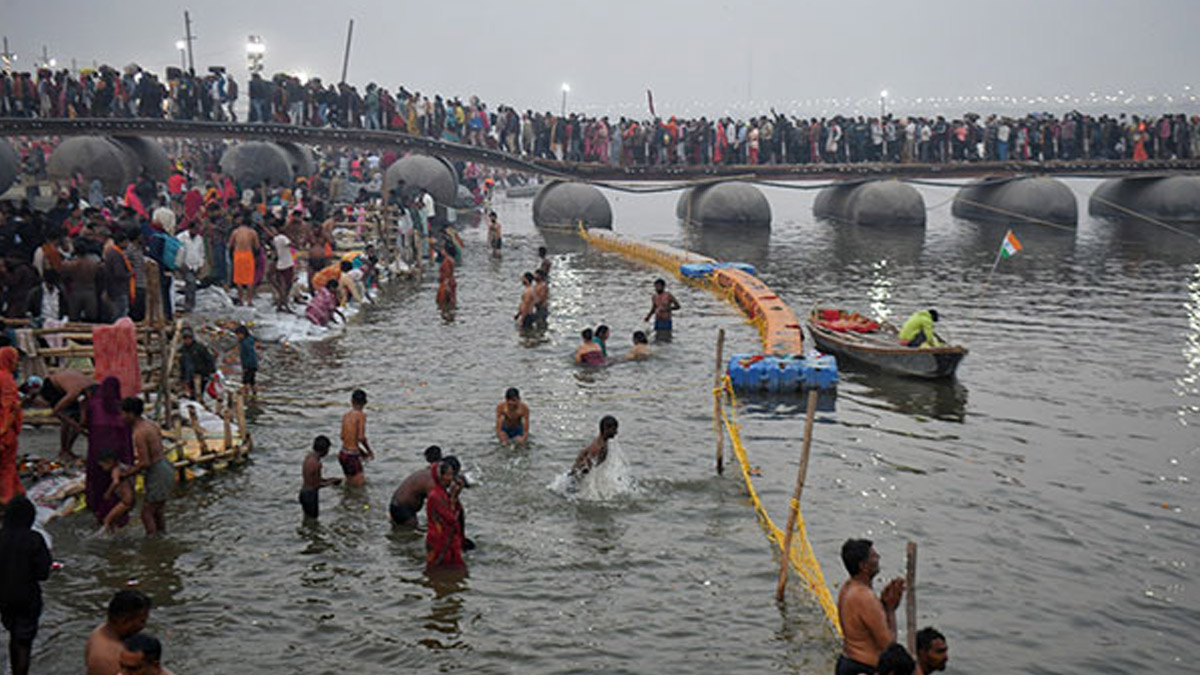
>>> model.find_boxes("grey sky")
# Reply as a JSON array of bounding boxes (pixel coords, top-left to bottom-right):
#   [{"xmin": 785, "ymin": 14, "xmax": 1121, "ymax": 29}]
[{"xmin": 3, "ymin": 0, "xmax": 1198, "ymax": 117}]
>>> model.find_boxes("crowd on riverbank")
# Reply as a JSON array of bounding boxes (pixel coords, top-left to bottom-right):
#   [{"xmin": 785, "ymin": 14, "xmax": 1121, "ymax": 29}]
[{"xmin": 4, "ymin": 65, "xmax": 1200, "ymax": 166}]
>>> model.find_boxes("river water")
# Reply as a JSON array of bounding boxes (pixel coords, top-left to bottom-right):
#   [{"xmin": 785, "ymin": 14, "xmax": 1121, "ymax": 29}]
[{"xmin": 31, "ymin": 179, "xmax": 1198, "ymax": 674}]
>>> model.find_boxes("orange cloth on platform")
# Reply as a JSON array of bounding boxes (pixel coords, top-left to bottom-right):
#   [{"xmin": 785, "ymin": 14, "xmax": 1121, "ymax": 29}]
[
  {"xmin": 0, "ymin": 347, "xmax": 25, "ymax": 504},
  {"xmin": 93, "ymin": 318, "xmax": 141, "ymax": 397},
  {"xmin": 232, "ymin": 249, "xmax": 256, "ymax": 286}
]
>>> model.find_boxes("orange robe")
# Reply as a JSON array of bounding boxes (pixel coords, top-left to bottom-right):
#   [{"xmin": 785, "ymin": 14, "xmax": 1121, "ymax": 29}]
[{"xmin": 0, "ymin": 347, "xmax": 25, "ymax": 504}]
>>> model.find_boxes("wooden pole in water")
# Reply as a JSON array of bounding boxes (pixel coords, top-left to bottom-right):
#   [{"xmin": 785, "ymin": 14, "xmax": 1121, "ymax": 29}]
[
  {"xmin": 713, "ymin": 328, "xmax": 726, "ymax": 474},
  {"xmin": 906, "ymin": 541, "xmax": 918, "ymax": 654},
  {"xmin": 775, "ymin": 387, "xmax": 819, "ymax": 602}
]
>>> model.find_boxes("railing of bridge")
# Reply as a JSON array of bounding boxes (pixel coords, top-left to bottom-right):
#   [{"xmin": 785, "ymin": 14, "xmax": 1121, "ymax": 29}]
[{"xmin": 3, "ymin": 117, "xmax": 1200, "ymax": 183}]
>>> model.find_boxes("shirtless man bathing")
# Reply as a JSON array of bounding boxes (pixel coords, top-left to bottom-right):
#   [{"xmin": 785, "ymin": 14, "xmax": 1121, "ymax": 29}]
[
  {"xmin": 121, "ymin": 398, "xmax": 173, "ymax": 536},
  {"xmin": 835, "ymin": 538, "xmax": 906, "ymax": 675},
  {"xmin": 495, "ymin": 388, "xmax": 530, "ymax": 444},
  {"xmin": 339, "ymin": 389, "xmax": 375, "ymax": 487},
  {"xmin": 570, "ymin": 415, "xmax": 618, "ymax": 479}
]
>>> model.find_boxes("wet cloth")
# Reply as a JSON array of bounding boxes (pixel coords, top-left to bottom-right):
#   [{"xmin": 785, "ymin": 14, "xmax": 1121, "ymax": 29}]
[
  {"xmin": 0, "ymin": 348, "xmax": 24, "ymax": 504},
  {"xmin": 425, "ymin": 470, "xmax": 464, "ymax": 569},
  {"xmin": 85, "ymin": 377, "xmax": 132, "ymax": 525},
  {"xmin": 835, "ymin": 655, "xmax": 875, "ymax": 675},
  {"xmin": 337, "ymin": 449, "xmax": 363, "ymax": 477},
  {"xmin": 298, "ymin": 488, "xmax": 319, "ymax": 518},
  {"xmin": 143, "ymin": 458, "xmax": 174, "ymax": 502},
  {"xmin": 93, "ymin": 318, "xmax": 141, "ymax": 397},
  {"xmin": 501, "ymin": 421, "xmax": 524, "ymax": 439},
  {"xmin": 580, "ymin": 349, "xmax": 606, "ymax": 366},
  {"xmin": 654, "ymin": 318, "xmax": 673, "ymax": 332},
  {"xmin": 232, "ymin": 249, "xmax": 255, "ymax": 286}
]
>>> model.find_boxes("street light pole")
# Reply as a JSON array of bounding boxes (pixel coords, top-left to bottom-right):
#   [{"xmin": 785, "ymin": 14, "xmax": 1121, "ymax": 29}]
[
  {"xmin": 183, "ymin": 10, "xmax": 195, "ymax": 73},
  {"xmin": 175, "ymin": 40, "xmax": 187, "ymax": 70},
  {"xmin": 561, "ymin": 82, "xmax": 570, "ymax": 117},
  {"xmin": 880, "ymin": 89, "xmax": 888, "ymax": 119}
]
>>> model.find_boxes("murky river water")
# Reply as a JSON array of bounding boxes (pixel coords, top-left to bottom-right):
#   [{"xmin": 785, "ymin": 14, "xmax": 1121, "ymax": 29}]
[{"xmin": 31, "ymin": 180, "xmax": 1199, "ymax": 674}]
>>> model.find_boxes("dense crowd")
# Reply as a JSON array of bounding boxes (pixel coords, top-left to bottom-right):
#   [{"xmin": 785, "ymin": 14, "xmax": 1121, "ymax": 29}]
[{"xmin": 4, "ymin": 65, "xmax": 1200, "ymax": 166}]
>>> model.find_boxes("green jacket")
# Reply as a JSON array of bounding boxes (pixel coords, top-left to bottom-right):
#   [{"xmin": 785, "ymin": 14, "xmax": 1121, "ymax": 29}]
[{"xmin": 897, "ymin": 310, "xmax": 943, "ymax": 346}]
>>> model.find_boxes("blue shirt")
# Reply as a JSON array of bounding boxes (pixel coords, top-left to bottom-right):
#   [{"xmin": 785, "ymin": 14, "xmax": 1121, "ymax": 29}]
[{"xmin": 239, "ymin": 336, "xmax": 259, "ymax": 370}]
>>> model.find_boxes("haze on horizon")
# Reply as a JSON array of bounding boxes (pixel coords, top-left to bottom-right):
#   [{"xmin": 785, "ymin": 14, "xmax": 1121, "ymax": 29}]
[{"xmin": 3, "ymin": 0, "xmax": 1198, "ymax": 117}]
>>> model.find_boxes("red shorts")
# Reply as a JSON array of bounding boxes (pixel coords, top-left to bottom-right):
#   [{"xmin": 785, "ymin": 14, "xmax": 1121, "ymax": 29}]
[{"xmin": 338, "ymin": 449, "xmax": 363, "ymax": 477}]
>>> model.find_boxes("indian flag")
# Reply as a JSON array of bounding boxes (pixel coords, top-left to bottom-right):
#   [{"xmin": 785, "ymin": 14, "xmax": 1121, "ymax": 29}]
[{"xmin": 1000, "ymin": 229, "xmax": 1023, "ymax": 259}]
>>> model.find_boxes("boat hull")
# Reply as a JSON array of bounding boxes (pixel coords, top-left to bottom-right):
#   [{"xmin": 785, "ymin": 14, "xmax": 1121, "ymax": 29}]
[{"xmin": 807, "ymin": 321, "xmax": 966, "ymax": 379}]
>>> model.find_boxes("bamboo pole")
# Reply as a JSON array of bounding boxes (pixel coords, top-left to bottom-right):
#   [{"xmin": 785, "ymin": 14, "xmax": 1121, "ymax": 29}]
[
  {"xmin": 712, "ymin": 328, "xmax": 726, "ymax": 474},
  {"xmin": 187, "ymin": 404, "xmax": 206, "ymax": 455},
  {"xmin": 222, "ymin": 392, "xmax": 233, "ymax": 453},
  {"xmin": 775, "ymin": 387, "xmax": 820, "ymax": 602},
  {"xmin": 235, "ymin": 389, "xmax": 248, "ymax": 442},
  {"xmin": 906, "ymin": 541, "xmax": 918, "ymax": 654}
]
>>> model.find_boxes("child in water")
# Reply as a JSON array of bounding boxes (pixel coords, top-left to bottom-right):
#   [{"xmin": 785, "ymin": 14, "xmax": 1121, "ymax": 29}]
[
  {"xmin": 235, "ymin": 324, "xmax": 258, "ymax": 396},
  {"xmin": 98, "ymin": 448, "xmax": 134, "ymax": 534}
]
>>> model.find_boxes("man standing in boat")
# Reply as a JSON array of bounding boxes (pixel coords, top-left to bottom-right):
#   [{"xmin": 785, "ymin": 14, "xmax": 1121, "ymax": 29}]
[{"xmin": 897, "ymin": 309, "xmax": 943, "ymax": 348}]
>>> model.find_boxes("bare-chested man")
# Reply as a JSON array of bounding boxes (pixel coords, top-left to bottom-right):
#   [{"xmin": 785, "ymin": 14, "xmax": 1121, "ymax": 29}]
[
  {"xmin": 339, "ymin": 389, "xmax": 374, "ymax": 487},
  {"xmin": 495, "ymin": 388, "xmax": 530, "ymax": 444},
  {"xmin": 532, "ymin": 269, "xmax": 550, "ymax": 325},
  {"xmin": 389, "ymin": 445, "xmax": 443, "ymax": 526},
  {"xmin": 623, "ymin": 331, "xmax": 652, "ymax": 361},
  {"xmin": 85, "ymin": 590, "xmax": 151, "ymax": 675},
  {"xmin": 59, "ymin": 239, "xmax": 104, "ymax": 322},
  {"xmin": 24, "ymin": 369, "xmax": 94, "ymax": 461},
  {"xmin": 835, "ymin": 538, "xmax": 906, "ymax": 675},
  {"xmin": 487, "ymin": 211, "xmax": 502, "ymax": 258},
  {"xmin": 299, "ymin": 435, "xmax": 341, "ymax": 519},
  {"xmin": 643, "ymin": 278, "xmax": 681, "ymax": 336},
  {"xmin": 514, "ymin": 272, "xmax": 537, "ymax": 330},
  {"xmin": 307, "ymin": 220, "xmax": 333, "ymax": 293},
  {"xmin": 120, "ymin": 398, "xmax": 172, "ymax": 536},
  {"xmin": 570, "ymin": 415, "xmax": 618, "ymax": 479},
  {"xmin": 228, "ymin": 220, "xmax": 261, "ymax": 306},
  {"xmin": 118, "ymin": 634, "xmax": 174, "ymax": 675}
]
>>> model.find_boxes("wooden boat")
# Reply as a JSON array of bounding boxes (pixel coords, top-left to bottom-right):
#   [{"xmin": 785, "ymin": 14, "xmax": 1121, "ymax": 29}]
[{"xmin": 805, "ymin": 307, "xmax": 967, "ymax": 379}]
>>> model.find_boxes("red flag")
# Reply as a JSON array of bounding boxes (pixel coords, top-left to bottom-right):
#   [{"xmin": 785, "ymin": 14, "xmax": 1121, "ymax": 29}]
[{"xmin": 647, "ymin": 89, "xmax": 656, "ymax": 118}]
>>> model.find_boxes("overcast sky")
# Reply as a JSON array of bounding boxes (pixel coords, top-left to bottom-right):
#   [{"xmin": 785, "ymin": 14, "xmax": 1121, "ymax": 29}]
[{"xmin": 4, "ymin": 0, "xmax": 1199, "ymax": 117}]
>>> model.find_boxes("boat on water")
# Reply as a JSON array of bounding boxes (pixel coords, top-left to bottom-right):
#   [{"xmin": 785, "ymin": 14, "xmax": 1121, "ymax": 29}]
[{"xmin": 805, "ymin": 307, "xmax": 967, "ymax": 379}]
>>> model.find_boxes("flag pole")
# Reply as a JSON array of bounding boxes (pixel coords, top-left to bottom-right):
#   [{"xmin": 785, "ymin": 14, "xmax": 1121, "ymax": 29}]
[{"xmin": 966, "ymin": 229, "xmax": 1010, "ymax": 332}]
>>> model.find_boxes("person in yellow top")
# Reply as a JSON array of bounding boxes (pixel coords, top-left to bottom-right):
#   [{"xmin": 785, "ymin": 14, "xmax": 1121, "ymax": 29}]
[{"xmin": 897, "ymin": 309, "xmax": 943, "ymax": 348}]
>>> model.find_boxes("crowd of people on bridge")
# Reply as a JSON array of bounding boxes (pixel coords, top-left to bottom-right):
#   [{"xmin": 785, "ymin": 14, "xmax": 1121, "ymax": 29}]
[{"xmin": 4, "ymin": 64, "xmax": 1200, "ymax": 166}]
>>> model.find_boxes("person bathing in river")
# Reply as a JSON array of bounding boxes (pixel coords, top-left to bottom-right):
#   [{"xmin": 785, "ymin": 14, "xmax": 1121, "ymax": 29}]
[
  {"xmin": 495, "ymin": 388, "xmax": 530, "ymax": 444},
  {"xmin": 487, "ymin": 211, "xmax": 502, "ymax": 258},
  {"xmin": 532, "ymin": 269, "xmax": 550, "ymax": 325},
  {"xmin": 389, "ymin": 445, "xmax": 443, "ymax": 527},
  {"xmin": 594, "ymin": 324, "xmax": 610, "ymax": 358},
  {"xmin": 306, "ymin": 278, "xmax": 345, "ymax": 327},
  {"xmin": 570, "ymin": 415, "xmax": 619, "ymax": 479},
  {"xmin": 574, "ymin": 328, "xmax": 605, "ymax": 366},
  {"xmin": 835, "ymin": 538, "xmax": 906, "ymax": 675},
  {"xmin": 623, "ymin": 331, "xmax": 652, "ymax": 361},
  {"xmin": 339, "ymin": 389, "xmax": 374, "ymax": 487},
  {"xmin": 121, "ymin": 398, "xmax": 172, "ymax": 536},
  {"xmin": 96, "ymin": 449, "xmax": 134, "ymax": 534},
  {"xmin": 436, "ymin": 247, "xmax": 457, "ymax": 309},
  {"xmin": 426, "ymin": 457, "xmax": 466, "ymax": 572},
  {"xmin": 537, "ymin": 246, "xmax": 551, "ymax": 278},
  {"xmin": 22, "ymin": 369, "xmax": 94, "ymax": 461},
  {"xmin": 85, "ymin": 591, "xmax": 151, "ymax": 675},
  {"xmin": 644, "ymin": 278, "xmax": 680, "ymax": 337},
  {"xmin": 897, "ymin": 309, "xmax": 943, "ymax": 348},
  {"xmin": 515, "ymin": 272, "xmax": 537, "ymax": 329},
  {"xmin": 299, "ymin": 435, "xmax": 341, "ymax": 519}
]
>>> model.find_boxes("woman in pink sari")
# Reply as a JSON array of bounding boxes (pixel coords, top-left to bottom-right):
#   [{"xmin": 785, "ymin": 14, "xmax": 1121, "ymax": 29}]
[{"xmin": 83, "ymin": 376, "xmax": 132, "ymax": 525}]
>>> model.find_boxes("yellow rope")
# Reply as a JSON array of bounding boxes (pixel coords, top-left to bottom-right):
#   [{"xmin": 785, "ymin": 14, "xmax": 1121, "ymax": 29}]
[{"xmin": 716, "ymin": 376, "xmax": 841, "ymax": 634}]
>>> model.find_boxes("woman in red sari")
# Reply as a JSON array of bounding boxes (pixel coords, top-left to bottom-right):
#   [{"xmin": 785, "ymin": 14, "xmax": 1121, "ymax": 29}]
[
  {"xmin": 425, "ymin": 460, "xmax": 465, "ymax": 571},
  {"xmin": 0, "ymin": 347, "xmax": 25, "ymax": 505}
]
